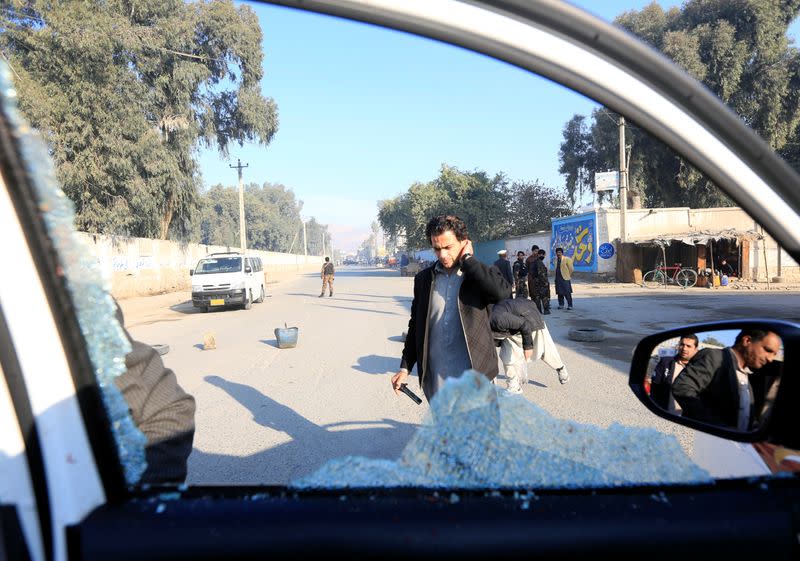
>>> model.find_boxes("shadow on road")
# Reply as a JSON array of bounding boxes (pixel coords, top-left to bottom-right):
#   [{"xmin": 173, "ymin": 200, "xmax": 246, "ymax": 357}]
[
  {"xmin": 352, "ymin": 354, "xmax": 397, "ymax": 375},
  {"xmin": 193, "ymin": 375, "xmax": 419, "ymax": 484},
  {"xmin": 169, "ymin": 301, "xmax": 251, "ymax": 315},
  {"xmin": 169, "ymin": 300, "xmax": 200, "ymax": 314},
  {"xmin": 300, "ymin": 268, "xmax": 403, "ymax": 279},
  {"xmin": 314, "ymin": 304, "xmax": 403, "ymax": 316}
]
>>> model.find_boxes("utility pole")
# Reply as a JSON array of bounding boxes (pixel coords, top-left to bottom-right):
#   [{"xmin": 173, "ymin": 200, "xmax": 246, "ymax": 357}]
[
  {"xmin": 321, "ymin": 231, "xmax": 326, "ymax": 257},
  {"xmin": 230, "ymin": 158, "xmax": 249, "ymax": 251},
  {"xmin": 618, "ymin": 117, "xmax": 628, "ymax": 242},
  {"xmin": 302, "ymin": 220, "xmax": 308, "ymax": 262}
]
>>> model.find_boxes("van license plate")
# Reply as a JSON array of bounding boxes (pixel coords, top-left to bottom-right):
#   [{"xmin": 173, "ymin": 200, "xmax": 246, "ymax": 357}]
[{"xmin": 210, "ymin": 299, "xmax": 225, "ymax": 306}]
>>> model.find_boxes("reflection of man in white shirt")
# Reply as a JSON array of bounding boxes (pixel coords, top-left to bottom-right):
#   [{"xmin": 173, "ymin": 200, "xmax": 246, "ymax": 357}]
[
  {"xmin": 649, "ymin": 334, "xmax": 699, "ymax": 414},
  {"xmin": 731, "ymin": 347, "xmax": 753, "ymax": 431}
]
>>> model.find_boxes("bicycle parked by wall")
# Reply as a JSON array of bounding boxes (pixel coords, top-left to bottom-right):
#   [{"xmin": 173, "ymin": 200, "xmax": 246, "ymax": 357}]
[{"xmin": 642, "ymin": 262, "xmax": 698, "ymax": 288}]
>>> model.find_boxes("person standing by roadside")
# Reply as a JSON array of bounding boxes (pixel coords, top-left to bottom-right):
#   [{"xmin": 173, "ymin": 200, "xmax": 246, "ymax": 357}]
[
  {"xmin": 512, "ymin": 250, "xmax": 529, "ymax": 299},
  {"xmin": 494, "ymin": 249, "xmax": 514, "ymax": 287},
  {"xmin": 530, "ymin": 249, "xmax": 551, "ymax": 315},
  {"xmin": 525, "ymin": 245, "xmax": 539, "ymax": 298},
  {"xmin": 391, "ymin": 214, "xmax": 511, "ymax": 401},
  {"xmin": 554, "ymin": 247, "xmax": 574, "ymax": 310},
  {"xmin": 319, "ymin": 256, "xmax": 335, "ymax": 297}
]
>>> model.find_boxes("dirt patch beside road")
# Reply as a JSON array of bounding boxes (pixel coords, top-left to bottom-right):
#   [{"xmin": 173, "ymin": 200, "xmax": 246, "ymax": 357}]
[{"xmin": 118, "ymin": 269, "xmax": 310, "ymax": 328}]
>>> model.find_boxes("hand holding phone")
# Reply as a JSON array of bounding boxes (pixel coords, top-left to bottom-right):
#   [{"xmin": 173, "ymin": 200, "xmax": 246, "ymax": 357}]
[{"xmin": 400, "ymin": 383, "xmax": 422, "ymax": 405}]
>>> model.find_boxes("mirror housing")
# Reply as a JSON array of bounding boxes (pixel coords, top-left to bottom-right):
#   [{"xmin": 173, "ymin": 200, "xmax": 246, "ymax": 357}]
[
  {"xmin": 630, "ymin": 319, "xmax": 800, "ymax": 449},
  {"xmin": 189, "ymin": 269, "xmax": 194, "ymax": 276},
  {"xmin": 245, "ymin": 266, "xmax": 252, "ymax": 273}
]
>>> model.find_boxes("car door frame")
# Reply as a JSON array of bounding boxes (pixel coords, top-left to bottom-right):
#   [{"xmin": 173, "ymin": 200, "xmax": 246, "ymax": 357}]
[{"xmin": 2, "ymin": 1, "xmax": 800, "ymax": 560}]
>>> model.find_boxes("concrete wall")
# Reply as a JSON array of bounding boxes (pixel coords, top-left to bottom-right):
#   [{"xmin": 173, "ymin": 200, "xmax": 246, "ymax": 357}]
[
  {"xmin": 503, "ymin": 232, "xmax": 550, "ymax": 257},
  {"xmin": 474, "ymin": 239, "xmax": 506, "ymax": 265},
  {"xmin": 596, "ymin": 207, "xmax": 799, "ymax": 281},
  {"xmin": 594, "ymin": 212, "xmax": 617, "ymax": 274},
  {"xmin": 79, "ymin": 233, "xmax": 324, "ymax": 299}
]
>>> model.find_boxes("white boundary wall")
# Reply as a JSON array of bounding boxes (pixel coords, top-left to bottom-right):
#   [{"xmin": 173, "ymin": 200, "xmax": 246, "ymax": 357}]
[{"xmin": 79, "ymin": 233, "xmax": 324, "ymax": 298}]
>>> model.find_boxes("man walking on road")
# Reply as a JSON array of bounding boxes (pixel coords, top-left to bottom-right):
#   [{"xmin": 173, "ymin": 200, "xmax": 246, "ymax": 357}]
[
  {"xmin": 555, "ymin": 247, "xmax": 574, "ymax": 310},
  {"xmin": 490, "ymin": 297, "xmax": 569, "ymax": 394},
  {"xmin": 391, "ymin": 214, "xmax": 511, "ymax": 401},
  {"xmin": 320, "ymin": 256, "xmax": 335, "ymax": 297}
]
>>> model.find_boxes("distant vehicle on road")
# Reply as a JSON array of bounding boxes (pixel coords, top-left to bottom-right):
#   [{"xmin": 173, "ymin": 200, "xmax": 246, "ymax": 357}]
[{"xmin": 190, "ymin": 252, "xmax": 265, "ymax": 312}]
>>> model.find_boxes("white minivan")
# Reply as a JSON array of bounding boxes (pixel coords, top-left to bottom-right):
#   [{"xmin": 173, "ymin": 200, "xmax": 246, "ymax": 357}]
[{"xmin": 190, "ymin": 252, "xmax": 265, "ymax": 311}]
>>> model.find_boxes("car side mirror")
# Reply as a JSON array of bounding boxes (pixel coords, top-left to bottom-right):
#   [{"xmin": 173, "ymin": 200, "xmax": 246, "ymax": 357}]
[
  {"xmin": 189, "ymin": 269, "xmax": 194, "ymax": 276},
  {"xmin": 629, "ymin": 320, "xmax": 799, "ymax": 450},
  {"xmin": 245, "ymin": 266, "xmax": 252, "ymax": 273}
]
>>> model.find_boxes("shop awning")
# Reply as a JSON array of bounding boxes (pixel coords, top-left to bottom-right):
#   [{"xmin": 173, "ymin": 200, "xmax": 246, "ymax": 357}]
[{"xmin": 624, "ymin": 228, "xmax": 764, "ymax": 247}]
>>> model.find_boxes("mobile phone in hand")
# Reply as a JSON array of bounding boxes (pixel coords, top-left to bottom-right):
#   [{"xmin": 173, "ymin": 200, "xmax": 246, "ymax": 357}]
[{"xmin": 400, "ymin": 383, "xmax": 422, "ymax": 405}]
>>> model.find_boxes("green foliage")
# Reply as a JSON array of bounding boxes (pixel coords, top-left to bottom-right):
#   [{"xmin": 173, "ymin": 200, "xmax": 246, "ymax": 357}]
[
  {"xmin": 559, "ymin": 0, "xmax": 800, "ymax": 208},
  {"xmin": 701, "ymin": 336, "xmax": 726, "ymax": 348},
  {"xmin": 558, "ymin": 115, "xmax": 591, "ymax": 208},
  {"xmin": 199, "ymin": 182, "xmax": 314, "ymax": 253},
  {"xmin": 379, "ymin": 164, "xmax": 570, "ymax": 250},
  {"xmin": 304, "ymin": 217, "xmax": 331, "ymax": 256},
  {"xmin": 1, "ymin": 0, "xmax": 279, "ymax": 239},
  {"xmin": 506, "ymin": 180, "xmax": 572, "ymax": 234},
  {"xmin": 378, "ymin": 164, "xmax": 511, "ymax": 250}
]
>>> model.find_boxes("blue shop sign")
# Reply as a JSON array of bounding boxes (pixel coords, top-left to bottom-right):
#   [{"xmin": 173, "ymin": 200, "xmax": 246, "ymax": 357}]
[{"xmin": 598, "ymin": 243, "xmax": 615, "ymax": 259}]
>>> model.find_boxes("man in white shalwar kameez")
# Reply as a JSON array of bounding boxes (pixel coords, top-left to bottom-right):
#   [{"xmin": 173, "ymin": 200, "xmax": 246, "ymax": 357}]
[{"xmin": 490, "ymin": 298, "xmax": 569, "ymax": 393}]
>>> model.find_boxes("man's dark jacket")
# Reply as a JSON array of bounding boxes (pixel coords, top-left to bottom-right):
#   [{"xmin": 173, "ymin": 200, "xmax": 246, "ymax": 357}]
[
  {"xmin": 672, "ymin": 347, "xmax": 775, "ymax": 429},
  {"xmin": 493, "ymin": 257, "xmax": 513, "ymax": 285},
  {"xmin": 400, "ymin": 256, "xmax": 511, "ymax": 398},
  {"xmin": 490, "ymin": 298, "xmax": 545, "ymax": 350},
  {"xmin": 115, "ymin": 304, "xmax": 196, "ymax": 484}
]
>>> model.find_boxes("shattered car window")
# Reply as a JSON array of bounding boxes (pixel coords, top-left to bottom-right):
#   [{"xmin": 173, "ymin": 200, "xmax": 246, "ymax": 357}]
[
  {"xmin": 0, "ymin": 65, "xmax": 147, "ymax": 484},
  {"xmin": 293, "ymin": 371, "xmax": 711, "ymax": 489}
]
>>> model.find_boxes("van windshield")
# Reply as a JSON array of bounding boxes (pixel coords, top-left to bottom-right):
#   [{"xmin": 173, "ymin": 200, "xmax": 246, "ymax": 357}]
[{"xmin": 195, "ymin": 257, "xmax": 241, "ymax": 274}]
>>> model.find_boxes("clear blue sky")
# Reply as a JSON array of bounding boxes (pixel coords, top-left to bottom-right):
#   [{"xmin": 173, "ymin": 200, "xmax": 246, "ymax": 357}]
[{"xmin": 199, "ymin": 1, "xmax": 800, "ymax": 253}]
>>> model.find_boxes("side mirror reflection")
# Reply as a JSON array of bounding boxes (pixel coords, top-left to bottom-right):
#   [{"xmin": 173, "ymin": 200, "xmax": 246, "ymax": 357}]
[{"xmin": 630, "ymin": 320, "xmax": 798, "ymax": 448}]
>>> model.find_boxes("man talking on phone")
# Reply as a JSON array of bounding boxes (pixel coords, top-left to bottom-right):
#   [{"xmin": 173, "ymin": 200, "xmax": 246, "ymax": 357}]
[{"xmin": 391, "ymin": 214, "xmax": 511, "ymax": 401}]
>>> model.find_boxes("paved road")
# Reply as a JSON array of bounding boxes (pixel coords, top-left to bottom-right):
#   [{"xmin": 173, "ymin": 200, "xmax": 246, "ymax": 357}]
[{"xmin": 124, "ymin": 269, "xmax": 800, "ymax": 485}]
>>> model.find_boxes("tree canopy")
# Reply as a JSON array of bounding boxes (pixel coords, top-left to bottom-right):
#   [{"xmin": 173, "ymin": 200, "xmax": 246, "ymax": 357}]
[
  {"xmin": 1, "ymin": 0, "xmax": 278, "ymax": 238},
  {"xmin": 198, "ymin": 182, "xmax": 330, "ymax": 255},
  {"xmin": 558, "ymin": 0, "xmax": 800, "ymax": 208},
  {"xmin": 378, "ymin": 164, "xmax": 570, "ymax": 250}
]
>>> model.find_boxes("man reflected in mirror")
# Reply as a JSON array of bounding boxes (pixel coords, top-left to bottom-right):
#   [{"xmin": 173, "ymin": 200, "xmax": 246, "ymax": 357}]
[
  {"xmin": 391, "ymin": 214, "xmax": 511, "ymax": 401},
  {"xmin": 672, "ymin": 329, "xmax": 781, "ymax": 431},
  {"xmin": 648, "ymin": 333, "xmax": 699, "ymax": 414}
]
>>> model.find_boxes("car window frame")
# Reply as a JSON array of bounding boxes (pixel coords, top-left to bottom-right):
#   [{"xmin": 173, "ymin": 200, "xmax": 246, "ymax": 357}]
[{"xmin": 3, "ymin": 2, "xmax": 800, "ymax": 559}]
